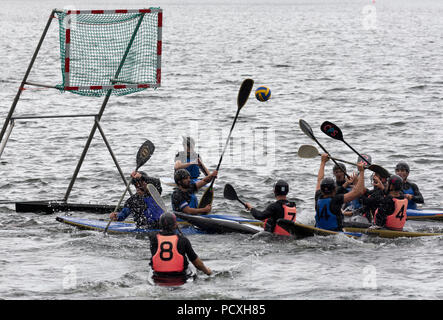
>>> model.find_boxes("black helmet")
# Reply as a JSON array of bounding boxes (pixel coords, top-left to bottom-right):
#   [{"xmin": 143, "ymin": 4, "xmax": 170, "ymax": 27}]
[
  {"xmin": 132, "ymin": 171, "xmax": 149, "ymax": 184},
  {"xmin": 387, "ymin": 174, "xmax": 403, "ymax": 191},
  {"xmin": 320, "ymin": 177, "xmax": 336, "ymax": 194},
  {"xmin": 159, "ymin": 212, "xmax": 177, "ymax": 231},
  {"xmin": 395, "ymin": 161, "xmax": 410, "ymax": 173},
  {"xmin": 132, "ymin": 171, "xmax": 162, "ymax": 195},
  {"xmin": 174, "ymin": 169, "xmax": 190, "ymax": 184},
  {"xmin": 357, "ymin": 154, "xmax": 372, "ymax": 165},
  {"xmin": 333, "ymin": 163, "xmax": 346, "ymax": 173},
  {"xmin": 274, "ymin": 180, "xmax": 289, "ymax": 196}
]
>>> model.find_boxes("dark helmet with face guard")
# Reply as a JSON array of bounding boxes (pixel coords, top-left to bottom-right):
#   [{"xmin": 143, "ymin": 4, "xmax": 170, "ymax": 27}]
[{"xmin": 320, "ymin": 177, "xmax": 336, "ymax": 194}]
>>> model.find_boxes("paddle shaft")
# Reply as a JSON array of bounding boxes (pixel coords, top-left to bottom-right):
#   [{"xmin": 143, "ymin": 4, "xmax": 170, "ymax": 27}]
[
  {"xmin": 208, "ymin": 108, "xmax": 241, "ymax": 190},
  {"xmin": 104, "ymin": 171, "xmax": 137, "ymax": 233},
  {"xmin": 320, "ymin": 153, "xmax": 359, "ymax": 167},
  {"xmin": 311, "ymin": 135, "xmax": 351, "ymax": 180},
  {"xmin": 198, "ymin": 79, "xmax": 253, "ymax": 209},
  {"xmin": 236, "ymin": 198, "xmax": 247, "ymax": 208},
  {"xmin": 343, "ymin": 140, "xmax": 372, "ymax": 165}
]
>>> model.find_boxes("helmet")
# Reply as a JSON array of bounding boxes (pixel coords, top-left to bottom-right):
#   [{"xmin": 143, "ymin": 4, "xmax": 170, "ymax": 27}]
[
  {"xmin": 132, "ymin": 171, "xmax": 149, "ymax": 184},
  {"xmin": 320, "ymin": 177, "xmax": 336, "ymax": 194},
  {"xmin": 174, "ymin": 169, "xmax": 190, "ymax": 184},
  {"xmin": 357, "ymin": 154, "xmax": 372, "ymax": 165},
  {"xmin": 274, "ymin": 180, "xmax": 289, "ymax": 196},
  {"xmin": 159, "ymin": 212, "xmax": 177, "ymax": 231},
  {"xmin": 333, "ymin": 163, "xmax": 346, "ymax": 173},
  {"xmin": 395, "ymin": 161, "xmax": 410, "ymax": 173},
  {"xmin": 387, "ymin": 174, "xmax": 403, "ymax": 191},
  {"xmin": 182, "ymin": 136, "xmax": 195, "ymax": 150},
  {"xmin": 132, "ymin": 171, "xmax": 162, "ymax": 195},
  {"xmin": 371, "ymin": 172, "xmax": 387, "ymax": 184}
]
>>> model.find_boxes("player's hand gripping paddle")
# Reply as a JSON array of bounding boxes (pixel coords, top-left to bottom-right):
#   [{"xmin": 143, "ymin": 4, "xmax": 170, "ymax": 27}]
[
  {"xmin": 104, "ymin": 140, "xmax": 155, "ymax": 234},
  {"xmin": 320, "ymin": 121, "xmax": 390, "ymax": 179},
  {"xmin": 198, "ymin": 79, "xmax": 254, "ymax": 209},
  {"xmin": 223, "ymin": 183, "xmax": 247, "ymax": 208},
  {"xmin": 299, "ymin": 119, "xmax": 350, "ymax": 179}
]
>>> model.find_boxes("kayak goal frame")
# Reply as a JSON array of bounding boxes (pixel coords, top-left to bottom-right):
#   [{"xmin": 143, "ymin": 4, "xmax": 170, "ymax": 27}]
[{"xmin": 0, "ymin": 9, "xmax": 163, "ymax": 213}]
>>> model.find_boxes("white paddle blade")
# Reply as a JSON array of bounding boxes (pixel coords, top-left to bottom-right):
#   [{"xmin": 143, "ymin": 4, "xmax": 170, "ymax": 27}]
[
  {"xmin": 297, "ymin": 145, "xmax": 319, "ymax": 158},
  {"xmin": 147, "ymin": 184, "xmax": 167, "ymax": 213}
]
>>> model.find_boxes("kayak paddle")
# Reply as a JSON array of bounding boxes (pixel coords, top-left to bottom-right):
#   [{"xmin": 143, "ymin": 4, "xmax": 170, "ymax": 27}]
[
  {"xmin": 299, "ymin": 119, "xmax": 350, "ymax": 179},
  {"xmin": 297, "ymin": 144, "xmax": 360, "ymax": 167},
  {"xmin": 319, "ymin": 121, "xmax": 390, "ymax": 179},
  {"xmin": 223, "ymin": 183, "xmax": 247, "ymax": 208},
  {"xmin": 198, "ymin": 78, "xmax": 254, "ymax": 209},
  {"xmin": 147, "ymin": 183, "xmax": 183, "ymax": 235},
  {"xmin": 104, "ymin": 139, "xmax": 155, "ymax": 234}
]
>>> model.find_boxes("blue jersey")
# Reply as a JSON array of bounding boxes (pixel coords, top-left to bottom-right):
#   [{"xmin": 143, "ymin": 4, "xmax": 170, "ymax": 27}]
[
  {"xmin": 314, "ymin": 191, "xmax": 345, "ymax": 231},
  {"xmin": 117, "ymin": 194, "xmax": 164, "ymax": 228},
  {"xmin": 402, "ymin": 181, "xmax": 424, "ymax": 210},
  {"xmin": 175, "ymin": 151, "xmax": 201, "ymax": 179},
  {"xmin": 402, "ymin": 186, "xmax": 416, "ymax": 209},
  {"xmin": 315, "ymin": 198, "xmax": 339, "ymax": 231},
  {"xmin": 171, "ymin": 182, "xmax": 199, "ymax": 212}
]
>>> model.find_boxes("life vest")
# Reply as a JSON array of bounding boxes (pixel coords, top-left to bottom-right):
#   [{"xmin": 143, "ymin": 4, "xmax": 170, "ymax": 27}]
[
  {"xmin": 402, "ymin": 185, "xmax": 417, "ymax": 209},
  {"xmin": 186, "ymin": 164, "xmax": 200, "ymax": 179},
  {"xmin": 315, "ymin": 197, "xmax": 339, "ymax": 231},
  {"xmin": 265, "ymin": 204, "xmax": 297, "ymax": 236},
  {"xmin": 176, "ymin": 151, "xmax": 200, "ymax": 179},
  {"xmin": 152, "ymin": 234, "xmax": 185, "ymax": 273},
  {"xmin": 189, "ymin": 193, "xmax": 198, "ymax": 209},
  {"xmin": 373, "ymin": 198, "xmax": 408, "ymax": 231}
]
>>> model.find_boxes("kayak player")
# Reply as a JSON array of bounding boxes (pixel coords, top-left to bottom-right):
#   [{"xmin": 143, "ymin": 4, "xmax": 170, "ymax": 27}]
[
  {"xmin": 174, "ymin": 136, "xmax": 210, "ymax": 183},
  {"xmin": 353, "ymin": 172, "xmax": 388, "ymax": 222},
  {"xmin": 171, "ymin": 168, "xmax": 217, "ymax": 214},
  {"xmin": 315, "ymin": 154, "xmax": 366, "ymax": 231},
  {"xmin": 372, "ymin": 174, "xmax": 408, "ymax": 231},
  {"xmin": 109, "ymin": 171, "xmax": 163, "ymax": 229},
  {"xmin": 340, "ymin": 154, "xmax": 371, "ymax": 214},
  {"xmin": 333, "ymin": 163, "xmax": 347, "ymax": 188},
  {"xmin": 149, "ymin": 212, "xmax": 212, "ymax": 285},
  {"xmin": 244, "ymin": 180, "xmax": 297, "ymax": 236},
  {"xmin": 395, "ymin": 161, "xmax": 424, "ymax": 210}
]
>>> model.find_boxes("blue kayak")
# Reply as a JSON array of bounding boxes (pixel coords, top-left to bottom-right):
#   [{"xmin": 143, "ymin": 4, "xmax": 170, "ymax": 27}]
[
  {"xmin": 195, "ymin": 214, "xmax": 263, "ymax": 226},
  {"xmin": 56, "ymin": 213, "xmax": 262, "ymax": 235},
  {"xmin": 406, "ymin": 208, "xmax": 443, "ymax": 220},
  {"xmin": 55, "ymin": 216, "xmax": 202, "ymax": 235}
]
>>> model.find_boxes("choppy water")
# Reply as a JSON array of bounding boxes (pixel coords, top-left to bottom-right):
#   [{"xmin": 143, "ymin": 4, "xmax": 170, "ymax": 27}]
[{"xmin": 1, "ymin": 0, "xmax": 443, "ymax": 300}]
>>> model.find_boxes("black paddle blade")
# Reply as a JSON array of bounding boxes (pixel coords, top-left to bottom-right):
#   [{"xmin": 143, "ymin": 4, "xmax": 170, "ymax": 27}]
[
  {"xmin": 299, "ymin": 119, "xmax": 316, "ymax": 141},
  {"xmin": 223, "ymin": 184, "xmax": 238, "ymax": 201},
  {"xmin": 198, "ymin": 186, "xmax": 213, "ymax": 209},
  {"xmin": 320, "ymin": 121, "xmax": 344, "ymax": 141},
  {"xmin": 136, "ymin": 140, "xmax": 155, "ymax": 169},
  {"xmin": 237, "ymin": 79, "xmax": 254, "ymax": 109},
  {"xmin": 368, "ymin": 164, "xmax": 391, "ymax": 179}
]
